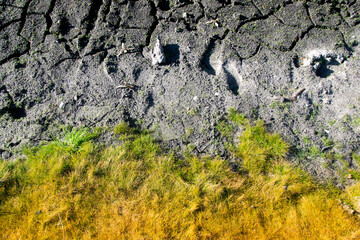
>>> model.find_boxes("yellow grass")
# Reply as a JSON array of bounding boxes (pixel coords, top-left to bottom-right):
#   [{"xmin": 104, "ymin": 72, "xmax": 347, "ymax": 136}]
[{"xmin": 1, "ymin": 124, "xmax": 360, "ymax": 239}]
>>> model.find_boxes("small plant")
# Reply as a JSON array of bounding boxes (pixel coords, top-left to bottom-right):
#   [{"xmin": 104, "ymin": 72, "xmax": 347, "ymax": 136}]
[
  {"xmin": 185, "ymin": 127, "xmax": 194, "ymax": 138},
  {"xmin": 353, "ymin": 153, "xmax": 360, "ymax": 166},
  {"xmin": 114, "ymin": 121, "xmax": 135, "ymax": 135},
  {"xmin": 322, "ymin": 137, "xmax": 334, "ymax": 147},
  {"xmin": 229, "ymin": 108, "xmax": 248, "ymax": 126},
  {"xmin": 269, "ymin": 100, "xmax": 291, "ymax": 112},
  {"xmin": 188, "ymin": 107, "xmax": 199, "ymax": 116},
  {"xmin": 344, "ymin": 114, "xmax": 352, "ymax": 124},
  {"xmin": 308, "ymin": 103, "xmax": 322, "ymax": 121},
  {"xmin": 114, "ymin": 122, "xmax": 160, "ymax": 160},
  {"xmin": 216, "ymin": 120, "xmax": 233, "ymax": 139},
  {"xmin": 328, "ymin": 119, "xmax": 337, "ymax": 126},
  {"xmin": 236, "ymin": 120, "xmax": 288, "ymax": 174},
  {"xmin": 347, "ymin": 154, "xmax": 360, "ymax": 180},
  {"xmin": 353, "ymin": 116, "xmax": 360, "ymax": 127},
  {"xmin": 56, "ymin": 127, "xmax": 98, "ymax": 150}
]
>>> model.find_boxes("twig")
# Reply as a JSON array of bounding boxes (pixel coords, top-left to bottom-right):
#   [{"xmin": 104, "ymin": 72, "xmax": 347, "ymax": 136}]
[
  {"xmin": 321, "ymin": 145, "xmax": 334, "ymax": 152},
  {"xmin": 58, "ymin": 214, "xmax": 66, "ymax": 240},
  {"xmin": 116, "ymin": 83, "xmax": 137, "ymax": 90},
  {"xmin": 338, "ymin": 199, "xmax": 360, "ymax": 219},
  {"xmin": 206, "ymin": 19, "xmax": 220, "ymax": 27},
  {"xmin": 281, "ymin": 88, "xmax": 306, "ymax": 102},
  {"xmin": 118, "ymin": 43, "xmax": 135, "ymax": 56},
  {"xmin": 283, "ymin": 88, "xmax": 305, "ymax": 102},
  {"xmin": 292, "ymin": 88, "xmax": 306, "ymax": 99},
  {"xmin": 197, "ymin": 141, "xmax": 212, "ymax": 153}
]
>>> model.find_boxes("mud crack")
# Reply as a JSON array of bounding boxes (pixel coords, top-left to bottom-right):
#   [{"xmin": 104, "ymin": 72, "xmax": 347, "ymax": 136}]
[
  {"xmin": 83, "ymin": 0, "xmax": 103, "ymax": 35},
  {"xmin": 43, "ymin": 0, "xmax": 57, "ymax": 42},
  {"xmin": 145, "ymin": 0, "xmax": 159, "ymax": 47},
  {"xmin": 17, "ymin": 0, "xmax": 32, "ymax": 36}
]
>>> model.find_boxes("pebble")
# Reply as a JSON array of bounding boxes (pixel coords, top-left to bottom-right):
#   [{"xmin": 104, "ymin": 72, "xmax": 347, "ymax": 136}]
[
  {"xmin": 151, "ymin": 37, "xmax": 166, "ymax": 65},
  {"xmin": 1, "ymin": 151, "xmax": 11, "ymax": 159},
  {"xmin": 59, "ymin": 102, "xmax": 64, "ymax": 109}
]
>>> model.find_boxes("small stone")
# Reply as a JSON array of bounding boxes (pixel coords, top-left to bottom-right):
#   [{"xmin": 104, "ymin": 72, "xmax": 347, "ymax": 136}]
[
  {"xmin": 151, "ymin": 36, "xmax": 166, "ymax": 66},
  {"xmin": 193, "ymin": 96, "xmax": 199, "ymax": 101},
  {"xmin": 214, "ymin": 92, "xmax": 220, "ymax": 96},
  {"xmin": 1, "ymin": 151, "xmax": 11, "ymax": 159},
  {"xmin": 59, "ymin": 102, "xmax": 64, "ymax": 109}
]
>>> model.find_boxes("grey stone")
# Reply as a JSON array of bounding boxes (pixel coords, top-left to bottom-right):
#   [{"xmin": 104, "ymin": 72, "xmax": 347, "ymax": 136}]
[{"xmin": 152, "ymin": 37, "xmax": 166, "ymax": 65}]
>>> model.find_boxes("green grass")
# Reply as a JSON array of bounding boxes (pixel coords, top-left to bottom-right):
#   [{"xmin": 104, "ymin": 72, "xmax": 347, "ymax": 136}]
[
  {"xmin": 235, "ymin": 120, "xmax": 288, "ymax": 174},
  {"xmin": 55, "ymin": 127, "xmax": 99, "ymax": 151},
  {"xmin": 1, "ymin": 120, "xmax": 360, "ymax": 239},
  {"xmin": 216, "ymin": 120, "xmax": 234, "ymax": 139}
]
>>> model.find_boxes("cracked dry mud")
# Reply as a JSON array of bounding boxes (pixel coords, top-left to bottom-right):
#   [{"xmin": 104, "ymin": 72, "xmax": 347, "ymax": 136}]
[{"xmin": 1, "ymin": 0, "xmax": 360, "ymax": 182}]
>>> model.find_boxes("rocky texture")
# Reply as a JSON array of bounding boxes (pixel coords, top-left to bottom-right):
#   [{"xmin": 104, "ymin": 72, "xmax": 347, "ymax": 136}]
[{"xmin": 1, "ymin": 0, "xmax": 360, "ymax": 182}]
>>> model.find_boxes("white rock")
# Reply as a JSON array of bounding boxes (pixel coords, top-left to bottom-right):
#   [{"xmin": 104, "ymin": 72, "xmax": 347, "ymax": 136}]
[
  {"xmin": 151, "ymin": 37, "xmax": 166, "ymax": 65},
  {"xmin": 59, "ymin": 102, "xmax": 64, "ymax": 109},
  {"xmin": 303, "ymin": 49, "xmax": 344, "ymax": 66}
]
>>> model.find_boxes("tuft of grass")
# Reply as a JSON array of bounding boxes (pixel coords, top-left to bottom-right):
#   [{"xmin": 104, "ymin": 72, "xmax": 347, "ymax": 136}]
[
  {"xmin": 1, "ymin": 122, "xmax": 360, "ymax": 239},
  {"xmin": 229, "ymin": 108, "xmax": 249, "ymax": 126},
  {"xmin": 216, "ymin": 120, "xmax": 234, "ymax": 139},
  {"xmin": 56, "ymin": 127, "xmax": 98, "ymax": 151},
  {"xmin": 113, "ymin": 121, "xmax": 136, "ymax": 136},
  {"xmin": 347, "ymin": 154, "xmax": 360, "ymax": 180},
  {"xmin": 235, "ymin": 120, "xmax": 288, "ymax": 174}
]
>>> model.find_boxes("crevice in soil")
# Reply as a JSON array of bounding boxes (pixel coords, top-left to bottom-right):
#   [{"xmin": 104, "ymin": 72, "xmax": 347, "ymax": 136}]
[
  {"xmin": 0, "ymin": 19, "xmax": 21, "ymax": 32},
  {"xmin": 287, "ymin": 25, "xmax": 315, "ymax": 51},
  {"xmin": 103, "ymin": 0, "xmax": 112, "ymax": 22},
  {"xmin": 0, "ymin": 40, "xmax": 30, "ymax": 66},
  {"xmin": 145, "ymin": 0, "xmax": 159, "ymax": 47},
  {"xmin": 250, "ymin": 0, "xmax": 264, "ymax": 16},
  {"xmin": 17, "ymin": 0, "xmax": 31, "ymax": 35},
  {"xmin": 43, "ymin": 0, "xmax": 57, "ymax": 41},
  {"xmin": 0, "ymin": 86, "xmax": 26, "ymax": 119},
  {"xmin": 51, "ymin": 57, "xmax": 81, "ymax": 68},
  {"xmin": 304, "ymin": 2, "xmax": 316, "ymax": 26},
  {"xmin": 84, "ymin": 0, "xmax": 103, "ymax": 35},
  {"xmin": 235, "ymin": 0, "xmax": 293, "ymax": 33}
]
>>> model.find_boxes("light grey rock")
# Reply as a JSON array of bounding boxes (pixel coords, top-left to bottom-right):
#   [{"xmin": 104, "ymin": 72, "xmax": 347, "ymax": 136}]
[{"xmin": 152, "ymin": 37, "xmax": 166, "ymax": 66}]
